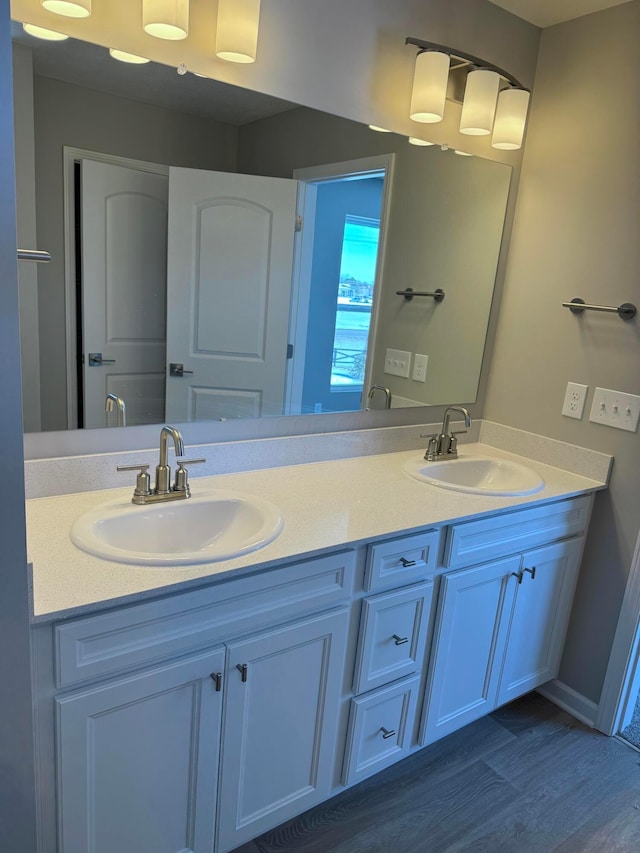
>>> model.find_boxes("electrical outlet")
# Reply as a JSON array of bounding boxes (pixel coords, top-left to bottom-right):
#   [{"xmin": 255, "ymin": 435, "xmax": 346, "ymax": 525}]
[
  {"xmin": 589, "ymin": 387, "xmax": 640, "ymax": 432},
  {"xmin": 562, "ymin": 382, "xmax": 588, "ymax": 419},
  {"xmin": 413, "ymin": 353, "xmax": 428, "ymax": 382},
  {"xmin": 384, "ymin": 348, "xmax": 411, "ymax": 378}
]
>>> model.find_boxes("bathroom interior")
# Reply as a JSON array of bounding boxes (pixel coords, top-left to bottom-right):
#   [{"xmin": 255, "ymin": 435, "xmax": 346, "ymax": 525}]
[{"xmin": 2, "ymin": 0, "xmax": 640, "ymax": 850}]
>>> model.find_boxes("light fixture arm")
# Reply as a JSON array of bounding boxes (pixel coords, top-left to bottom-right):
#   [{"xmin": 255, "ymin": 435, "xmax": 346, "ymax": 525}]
[{"xmin": 405, "ymin": 37, "xmax": 527, "ymax": 90}]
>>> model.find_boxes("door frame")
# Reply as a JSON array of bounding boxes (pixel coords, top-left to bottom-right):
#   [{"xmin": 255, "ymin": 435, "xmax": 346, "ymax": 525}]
[
  {"xmin": 62, "ymin": 147, "xmax": 169, "ymax": 428},
  {"xmin": 595, "ymin": 527, "xmax": 640, "ymax": 735},
  {"xmin": 287, "ymin": 154, "xmax": 395, "ymax": 415}
]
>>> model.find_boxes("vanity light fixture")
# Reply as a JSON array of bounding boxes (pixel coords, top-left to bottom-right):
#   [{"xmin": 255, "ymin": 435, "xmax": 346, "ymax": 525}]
[
  {"xmin": 22, "ymin": 23, "xmax": 69, "ymax": 39},
  {"xmin": 109, "ymin": 49, "xmax": 150, "ymax": 64},
  {"xmin": 454, "ymin": 150, "xmax": 473, "ymax": 156},
  {"xmin": 406, "ymin": 37, "xmax": 530, "ymax": 150},
  {"xmin": 41, "ymin": 0, "xmax": 91, "ymax": 16},
  {"xmin": 216, "ymin": 0, "xmax": 261, "ymax": 63},
  {"xmin": 408, "ymin": 137, "xmax": 435, "ymax": 146},
  {"xmin": 368, "ymin": 125, "xmax": 392, "ymax": 133},
  {"xmin": 143, "ymin": 0, "xmax": 189, "ymax": 41}
]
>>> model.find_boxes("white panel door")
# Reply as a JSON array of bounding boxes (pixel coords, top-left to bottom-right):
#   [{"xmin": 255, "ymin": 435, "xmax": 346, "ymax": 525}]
[
  {"xmin": 56, "ymin": 648, "xmax": 224, "ymax": 853},
  {"xmin": 81, "ymin": 159, "xmax": 168, "ymax": 428},
  {"xmin": 165, "ymin": 166, "xmax": 298, "ymax": 421},
  {"xmin": 420, "ymin": 555, "xmax": 520, "ymax": 746},
  {"xmin": 497, "ymin": 538, "xmax": 584, "ymax": 705},
  {"xmin": 217, "ymin": 608, "xmax": 349, "ymax": 853}
]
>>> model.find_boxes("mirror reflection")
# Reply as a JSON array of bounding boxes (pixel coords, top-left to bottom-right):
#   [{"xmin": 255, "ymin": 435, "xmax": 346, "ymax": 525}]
[{"xmin": 12, "ymin": 27, "xmax": 512, "ymax": 433}]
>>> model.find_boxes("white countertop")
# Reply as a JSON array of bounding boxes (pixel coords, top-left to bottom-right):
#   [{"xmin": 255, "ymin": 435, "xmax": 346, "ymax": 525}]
[{"xmin": 26, "ymin": 443, "xmax": 607, "ymax": 623}]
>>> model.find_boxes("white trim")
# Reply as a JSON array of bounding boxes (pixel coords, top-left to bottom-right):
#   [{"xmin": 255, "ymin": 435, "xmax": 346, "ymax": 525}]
[
  {"xmin": 537, "ymin": 680, "xmax": 598, "ymax": 727},
  {"xmin": 594, "ymin": 528, "xmax": 640, "ymax": 735},
  {"xmin": 289, "ymin": 154, "xmax": 395, "ymax": 414},
  {"xmin": 62, "ymin": 147, "xmax": 169, "ymax": 428}
]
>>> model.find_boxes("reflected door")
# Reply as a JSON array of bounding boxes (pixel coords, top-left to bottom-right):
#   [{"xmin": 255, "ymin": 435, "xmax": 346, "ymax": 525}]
[
  {"xmin": 81, "ymin": 160, "xmax": 169, "ymax": 428},
  {"xmin": 165, "ymin": 167, "xmax": 298, "ymax": 422}
]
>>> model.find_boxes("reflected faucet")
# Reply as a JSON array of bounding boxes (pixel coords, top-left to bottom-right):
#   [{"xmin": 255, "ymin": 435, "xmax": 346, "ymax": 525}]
[
  {"xmin": 105, "ymin": 394, "xmax": 126, "ymax": 427},
  {"xmin": 423, "ymin": 405, "xmax": 472, "ymax": 461},
  {"xmin": 367, "ymin": 384, "xmax": 392, "ymax": 410}
]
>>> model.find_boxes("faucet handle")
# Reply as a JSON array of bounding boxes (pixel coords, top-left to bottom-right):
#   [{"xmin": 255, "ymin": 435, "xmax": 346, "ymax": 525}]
[
  {"xmin": 117, "ymin": 464, "xmax": 151, "ymax": 497},
  {"xmin": 451, "ymin": 430, "xmax": 467, "ymax": 436},
  {"xmin": 174, "ymin": 458, "xmax": 206, "ymax": 494}
]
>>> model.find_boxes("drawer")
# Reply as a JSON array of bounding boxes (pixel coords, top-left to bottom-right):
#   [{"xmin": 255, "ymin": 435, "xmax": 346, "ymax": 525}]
[
  {"xmin": 352, "ymin": 581, "xmax": 433, "ymax": 695},
  {"xmin": 55, "ymin": 550, "xmax": 355, "ymax": 689},
  {"xmin": 342, "ymin": 675, "xmax": 420, "ymax": 786},
  {"xmin": 444, "ymin": 495, "xmax": 592, "ymax": 569},
  {"xmin": 365, "ymin": 529, "xmax": 439, "ymax": 591}
]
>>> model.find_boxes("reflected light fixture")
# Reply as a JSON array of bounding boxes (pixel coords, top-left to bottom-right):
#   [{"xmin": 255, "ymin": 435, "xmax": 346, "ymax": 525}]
[
  {"xmin": 109, "ymin": 49, "xmax": 150, "ymax": 64},
  {"xmin": 143, "ymin": 0, "xmax": 189, "ymax": 40},
  {"xmin": 216, "ymin": 0, "xmax": 261, "ymax": 63},
  {"xmin": 369, "ymin": 125, "xmax": 391, "ymax": 133},
  {"xmin": 41, "ymin": 0, "xmax": 91, "ymax": 16},
  {"xmin": 406, "ymin": 37, "xmax": 530, "ymax": 150},
  {"xmin": 23, "ymin": 23, "xmax": 69, "ymax": 39},
  {"xmin": 408, "ymin": 137, "xmax": 434, "ymax": 146}
]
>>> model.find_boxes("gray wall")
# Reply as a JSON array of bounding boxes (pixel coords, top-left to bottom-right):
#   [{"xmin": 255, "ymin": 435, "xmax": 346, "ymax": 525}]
[
  {"xmin": 484, "ymin": 1, "xmax": 640, "ymax": 704},
  {"xmin": 0, "ymin": 1, "xmax": 38, "ymax": 847},
  {"xmin": 30, "ymin": 73, "xmax": 239, "ymax": 431}
]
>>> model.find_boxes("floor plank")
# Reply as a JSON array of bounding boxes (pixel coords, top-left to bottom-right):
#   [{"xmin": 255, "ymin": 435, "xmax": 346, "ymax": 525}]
[{"xmin": 231, "ymin": 694, "xmax": 640, "ymax": 853}]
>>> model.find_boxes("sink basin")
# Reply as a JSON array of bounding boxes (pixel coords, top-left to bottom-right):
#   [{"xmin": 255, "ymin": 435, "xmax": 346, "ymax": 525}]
[
  {"xmin": 403, "ymin": 454, "xmax": 544, "ymax": 496},
  {"xmin": 70, "ymin": 490, "xmax": 284, "ymax": 566}
]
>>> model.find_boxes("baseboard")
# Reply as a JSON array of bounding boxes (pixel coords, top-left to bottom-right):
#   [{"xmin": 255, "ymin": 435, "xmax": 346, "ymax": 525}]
[{"xmin": 537, "ymin": 680, "xmax": 598, "ymax": 728}]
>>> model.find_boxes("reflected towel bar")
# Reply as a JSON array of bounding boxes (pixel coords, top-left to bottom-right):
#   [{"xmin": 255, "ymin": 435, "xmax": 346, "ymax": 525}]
[
  {"xmin": 397, "ymin": 287, "xmax": 445, "ymax": 302},
  {"xmin": 17, "ymin": 249, "xmax": 51, "ymax": 263},
  {"xmin": 562, "ymin": 298, "xmax": 637, "ymax": 320}
]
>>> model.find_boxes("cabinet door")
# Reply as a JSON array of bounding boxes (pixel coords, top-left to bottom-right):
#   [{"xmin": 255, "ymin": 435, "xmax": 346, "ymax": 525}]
[
  {"xmin": 419, "ymin": 555, "xmax": 520, "ymax": 746},
  {"xmin": 497, "ymin": 538, "xmax": 584, "ymax": 706},
  {"xmin": 217, "ymin": 608, "xmax": 349, "ymax": 853},
  {"xmin": 56, "ymin": 648, "xmax": 225, "ymax": 853}
]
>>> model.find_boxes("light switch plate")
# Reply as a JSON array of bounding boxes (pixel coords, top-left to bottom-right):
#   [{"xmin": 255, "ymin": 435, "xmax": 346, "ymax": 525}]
[
  {"xmin": 384, "ymin": 348, "xmax": 411, "ymax": 378},
  {"xmin": 589, "ymin": 387, "xmax": 640, "ymax": 432},
  {"xmin": 413, "ymin": 353, "xmax": 428, "ymax": 383},
  {"xmin": 562, "ymin": 382, "xmax": 588, "ymax": 419}
]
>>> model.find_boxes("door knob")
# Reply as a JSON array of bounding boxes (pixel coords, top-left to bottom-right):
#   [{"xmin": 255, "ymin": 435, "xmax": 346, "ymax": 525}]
[
  {"xmin": 88, "ymin": 352, "xmax": 116, "ymax": 366},
  {"xmin": 169, "ymin": 362, "xmax": 194, "ymax": 377}
]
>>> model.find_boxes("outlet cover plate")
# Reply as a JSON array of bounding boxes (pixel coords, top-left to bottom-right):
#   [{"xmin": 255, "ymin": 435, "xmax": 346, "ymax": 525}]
[
  {"xmin": 384, "ymin": 348, "xmax": 411, "ymax": 378},
  {"xmin": 413, "ymin": 353, "xmax": 428, "ymax": 383},
  {"xmin": 589, "ymin": 387, "xmax": 640, "ymax": 432},
  {"xmin": 562, "ymin": 381, "xmax": 588, "ymax": 419}
]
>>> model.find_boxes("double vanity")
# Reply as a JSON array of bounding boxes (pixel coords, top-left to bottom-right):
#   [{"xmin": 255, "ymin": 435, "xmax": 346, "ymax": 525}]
[{"xmin": 26, "ymin": 427, "xmax": 609, "ymax": 853}]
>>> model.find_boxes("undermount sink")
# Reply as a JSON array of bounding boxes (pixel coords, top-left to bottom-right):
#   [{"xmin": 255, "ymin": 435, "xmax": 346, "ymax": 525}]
[
  {"xmin": 70, "ymin": 490, "xmax": 284, "ymax": 566},
  {"xmin": 403, "ymin": 453, "xmax": 545, "ymax": 496}
]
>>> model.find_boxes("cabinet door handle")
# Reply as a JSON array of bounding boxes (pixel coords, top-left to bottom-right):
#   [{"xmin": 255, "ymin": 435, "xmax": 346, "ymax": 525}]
[
  {"xmin": 392, "ymin": 634, "xmax": 409, "ymax": 646},
  {"xmin": 524, "ymin": 566, "xmax": 537, "ymax": 580},
  {"xmin": 210, "ymin": 672, "xmax": 223, "ymax": 692},
  {"xmin": 511, "ymin": 570, "xmax": 524, "ymax": 584},
  {"xmin": 236, "ymin": 663, "xmax": 248, "ymax": 683},
  {"xmin": 380, "ymin": 727, "xmax": 396, "ymax": 740},
  {"xmin": 399, "ymin": 557, "xmax": 416, "ymax": 567}
]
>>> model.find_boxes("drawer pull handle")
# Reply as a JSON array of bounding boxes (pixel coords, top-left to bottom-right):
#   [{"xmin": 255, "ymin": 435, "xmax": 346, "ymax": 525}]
[
  {"xmin": 210, "ymin": 672, "xmax": 223, "ymax": 692},
  {"xmin": 511, "ymin": 570, "xmax": 524, "ymax": 584},
  {"xmin": 524, "ymin": 566, "xmax": 537, "ymax": 580},
  {"xmin": 392, "ymin": 634, "xmax": 409, "ymax": 646},
  {"xmin": 380, "ymin": 727, "xmax": 396, "ymax": 740},
  {"xmin": 236, "ymin": 663, "xmax": 248, "ymax": 683},
  {"xmin": 399, "ymin": 557, "xmax": 416, "ymax": 567}
]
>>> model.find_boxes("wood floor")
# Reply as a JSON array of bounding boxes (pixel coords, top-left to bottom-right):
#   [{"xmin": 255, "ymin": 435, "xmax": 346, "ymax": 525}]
[{"xmin": 232, "ymin": 693, "xmax": 640, "ymax": 853}]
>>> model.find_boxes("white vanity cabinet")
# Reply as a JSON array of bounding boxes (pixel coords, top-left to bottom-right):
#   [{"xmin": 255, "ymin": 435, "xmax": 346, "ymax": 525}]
[
  {"xmin": 419, "ymin": 496, "xmax": 591, "ymax": 746},
  {"xmin": 50, "ymin": 551, "xmax": 354, "ymax": 853}
]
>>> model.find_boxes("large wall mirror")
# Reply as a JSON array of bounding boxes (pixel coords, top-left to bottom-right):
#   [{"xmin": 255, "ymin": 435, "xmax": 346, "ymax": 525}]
[{"xmin": 12, "ymin": 24, "xmax": 512, "ymax": 435}]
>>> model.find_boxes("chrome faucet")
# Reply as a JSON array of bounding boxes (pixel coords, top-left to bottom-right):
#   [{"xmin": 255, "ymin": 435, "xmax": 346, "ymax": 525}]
[
  {"xmin": 423, "ymin": 406, "xmax": 472, "ymax": 461},
  {"xmin": 367, "ymin": 384, "xmax": 392, "ymax": 409},
  {"xmin": 105, "ymin": 393, "xmax": 126, "ymax": 427},
  {"xmin": 117, "ymin": 425, "xmax": 206, "ymax": 504}
]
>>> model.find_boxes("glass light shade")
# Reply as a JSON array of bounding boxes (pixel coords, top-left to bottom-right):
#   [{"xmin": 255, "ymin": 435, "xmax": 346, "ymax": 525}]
[
  {"xmin": 109, "ymin": 49, "xmax": 150, "ymax": 64},
  {"xmin": 23, "ymin": 23, "xmax": 69, "ymax": 40},
  {"xmin": 459, "ymin": 69, "xmax": 500, "ymax": 136},
  {"xmin": 408, "ymin": 137, "xmax": 434, "ymax": 146},
  {"xmin": 216, "ymin": 0, "xmax": 261, "ymax": 63},
  {"xmin": 143, "ymin": 0, "xmax": 189, "ymax": 40},
  {"xmin": 492, "ymin": 87, "xmax": 530, "ymax": 150},
  {"xmin": 369, "ymin": 125, "xmax": 391, "ymax": 133},
  {"xmin": 454, "ymin": 150, "xmax": 473, "ymax": 156},
  {"xmin": 410, "ymin": 50, "xmax": 450, "ymax": 124},
  {"xmin": 41, "ymin": 0, "xmax": 91, "ymax": 17}
]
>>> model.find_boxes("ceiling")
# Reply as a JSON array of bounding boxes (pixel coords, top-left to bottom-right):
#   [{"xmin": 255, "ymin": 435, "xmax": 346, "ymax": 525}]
[{"xmin": 488, "ymin": 0, "xmax": 634, "ymax": 27}]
